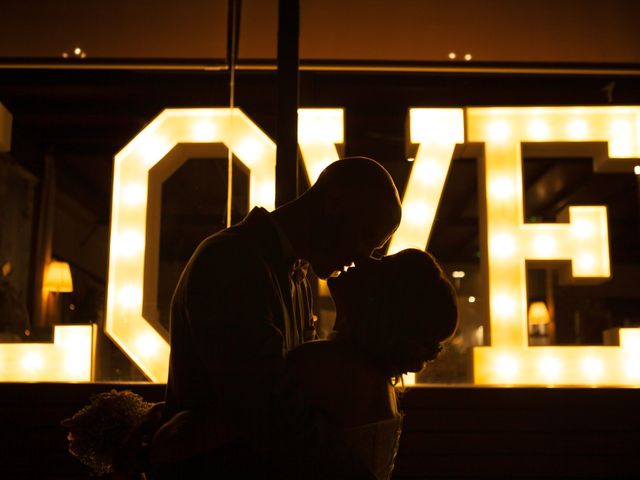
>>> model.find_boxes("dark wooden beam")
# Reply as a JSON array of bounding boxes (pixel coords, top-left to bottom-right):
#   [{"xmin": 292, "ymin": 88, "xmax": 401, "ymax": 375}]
[{"xmin": 275, "ymin": 0, "xmax": 299, "ymax": 206}]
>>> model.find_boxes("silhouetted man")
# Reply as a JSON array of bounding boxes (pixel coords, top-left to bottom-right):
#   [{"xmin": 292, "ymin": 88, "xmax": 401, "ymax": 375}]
[{"xmin": 162, "ymin": 157, "xmax": 402, "ymax": 479}]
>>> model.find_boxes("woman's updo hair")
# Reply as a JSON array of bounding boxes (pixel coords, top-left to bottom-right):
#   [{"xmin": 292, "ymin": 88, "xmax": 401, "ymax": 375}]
[{"xmin": 347, "ymin": 249, "xmax": 458, "ymax": 378}]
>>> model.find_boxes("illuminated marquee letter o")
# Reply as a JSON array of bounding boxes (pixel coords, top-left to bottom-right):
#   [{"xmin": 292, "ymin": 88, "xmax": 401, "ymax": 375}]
[{"xmin": 106, "ymin": 109, "xmax": 277, "ymax": 382}]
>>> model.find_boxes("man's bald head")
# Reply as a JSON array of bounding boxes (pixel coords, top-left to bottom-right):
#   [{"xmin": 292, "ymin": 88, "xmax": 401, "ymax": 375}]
[{"xmin": 301, "ymin": 157, "xmax": 402, "ymax": 278}]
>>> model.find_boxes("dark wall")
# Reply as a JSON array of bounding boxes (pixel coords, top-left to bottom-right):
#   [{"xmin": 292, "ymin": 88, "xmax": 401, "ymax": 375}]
[{"xmin": 1, "ymin": 383, "xmax": 638, "ymax": 479}]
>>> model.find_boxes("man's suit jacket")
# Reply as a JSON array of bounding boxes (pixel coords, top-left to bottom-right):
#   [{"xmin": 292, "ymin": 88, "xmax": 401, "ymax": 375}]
[{"xmin": 166, "ymin": 206, "xmax": 311, "ymax": 418}]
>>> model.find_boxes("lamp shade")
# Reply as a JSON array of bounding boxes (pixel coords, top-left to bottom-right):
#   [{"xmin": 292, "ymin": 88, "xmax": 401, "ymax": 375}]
[
  {"xmin": 528, "ymin": 301, "xmax": 550, "ymax": 326},
  {"xmin": 44, "ymin": 261, "xmax": 73, "ymax": 293}
]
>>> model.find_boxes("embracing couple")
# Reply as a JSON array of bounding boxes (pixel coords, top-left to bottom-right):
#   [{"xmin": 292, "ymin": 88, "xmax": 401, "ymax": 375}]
[{"xmin": 151, "ymin": 157, "xmax": 458, "ymax": 479}]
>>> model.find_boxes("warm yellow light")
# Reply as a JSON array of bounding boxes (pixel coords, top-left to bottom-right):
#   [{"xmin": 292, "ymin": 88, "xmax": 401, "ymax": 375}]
[
  {"xmin": 254, "ymin": 181, "xmax": 276, "ymax": 208},
  {"xmin": 492, "ymin": 294, "xmax": 516, "ymax": 318},
  {"xmin": 494, "ymin": 353, "xmax": 519, "ymax": 380},
  {"xmin": 44, "ymin": 261, "xmax": 73, "ymax": 293},
  {"xmin": 490, "ymin": 233, "xmax": 516, "ymax": 258},
  {"xmin": 388, "ymin": 109, "xmax": 464, "ymax": 254},
  {"xmin": 235, "ymin": 138, "xmax": 263, "ymax": 164},
  {"xmin": 576, "ymin": 253, "xmax": 595, "ymax": 271},
  {"xmin": 298, "ymin": 109, "xmax": 344, "ymax": 185},
  {"xmin": 619, "ymin": 330, "xmax": 640, "ymax": 383},
  {"xmin": 571, "ymin": 219, "xmax": 594, "ymax": 238},
  {"xmin": 121, "ymin": 182, "xmax": 147, "ymax": 207},
  {"xmin": 634, "ymin": 165, "xmax": 640, "ymax": 175},
  {"xmin": 17, "ymin": 105, "xmax": 635, "ymax": 386},
  {"xmin": 139, "ymin": 135, "xmax": 172, "ymax": 167},
  {"xmin": 403, "ymin": 201, "xmax": 431, "ymax": 226},
  {"xmin": 582, "ymin": 357, "xmax": 604, "ymax": 380},
  {"xmin": 0, "ymin": 101, "xmax": 12, "ymax": 152},
  {"xmin": 624, "ymin": 360, "xmax": 640, "ymax": 381},
  {"xmin": 136, "ymin": 334, "xmax": 162, "ymax": 358},
  {"xmin": 318, "ymin": 279, "xmax": 330, "ymax": 297},
  {"xmin": 538, "ymin": 356, "xmax": 562, "ymax": 381},
  {"xmin": 452, "ymin": 271, "xmax": 465, "ymax": 279},
  {"xmin": 298, "ymin": 109, "xmax": 343, "ymax": 144},
  {"xmin": 468, "ymin": 106, "xmax": 639, "ymax": 386},
  {"xmin": 117, "ymin": 285, "xmax": 142, "ymax": 309},
  {"xmin": 468, "ymin": 296, "xmax": 476, "ymax": 303},
  {"xmin": 609, "ymin": 120, "xmax": 634, "ymax": 157},
  {"xmin": 21, "ymin": 352, "xmax": 44, "ymax": 372},
  {"xmin": 401, "ymin": 373, "xmax": 416, "ymax": 386},
  {"xmin": 567, "ymin": 119, "xmax": 588, "ymax": 139},
  {"xmin": 412, "ymin": 158, "xmax": 442, "ymax": 185},
  {"xmin": 448, "ymin": 52, "xmax": 456, "ymax": 59},
  {"xmin": 113, "ymin": 230, "xmax": 144, "ymax": 258},
  {"xmin": 620, "ymin": 329, "xmax": 640, "ymax": 350},
  {"xmin": 489, "ymin": 177, "xmax": 515, "ymax": 200},
  {"xmin": 528, "ymin": 120, "xmax": 550, "ymax": 140},
  {"xmin": 533, "ymin": 234, "xmax": 556, "ymax": 256},
  {"xmin": 0, "ymin": 325, "xmax": 94, "ymax": 381},
  {"xmin": 488, "ymin": 120, "xmax": 510, "ymax": 142},
  {"xmin": 192, "ymin": 121, "xmax": 218, "ymax": 142},
  {"xmin": 528, "ymin": 301, "xmax": 550, "ymax": 326}
]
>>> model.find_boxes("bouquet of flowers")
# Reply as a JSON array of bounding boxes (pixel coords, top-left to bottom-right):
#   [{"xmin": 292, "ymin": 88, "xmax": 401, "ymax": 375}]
[{"xmin": 61, "ymin": 390, "xmax": 163, "ymax": 477}]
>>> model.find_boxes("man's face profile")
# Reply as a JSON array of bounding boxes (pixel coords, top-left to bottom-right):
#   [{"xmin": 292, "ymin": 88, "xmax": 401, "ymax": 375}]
[{"xmin": 308, "ymin": 212, "xmax": 394, "ymax": 279}]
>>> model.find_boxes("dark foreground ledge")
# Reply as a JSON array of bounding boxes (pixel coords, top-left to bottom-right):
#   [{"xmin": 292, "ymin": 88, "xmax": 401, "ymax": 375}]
[{"xmin": 0, "ymin": 383, "xmax": 638, "ymax": 479}]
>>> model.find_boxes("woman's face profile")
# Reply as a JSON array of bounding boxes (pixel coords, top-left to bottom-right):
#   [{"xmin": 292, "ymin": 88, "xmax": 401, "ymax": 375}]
[{"xmin": 327, "ymin": 256, "xmax": 386, "ymax": 333}]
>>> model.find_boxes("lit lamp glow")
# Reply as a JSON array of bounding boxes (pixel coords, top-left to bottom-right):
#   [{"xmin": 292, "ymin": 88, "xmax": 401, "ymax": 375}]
[
  {"xmin": 44, "ymin": 261, "xmax": 73, "ymax": 293},
  {"xmin": 528, "ymin": 301, "xmax": 551, "ymax": 327},
  {"xmin": 528, "ymin": 301, "xmax": 551, "ymax": 342}
]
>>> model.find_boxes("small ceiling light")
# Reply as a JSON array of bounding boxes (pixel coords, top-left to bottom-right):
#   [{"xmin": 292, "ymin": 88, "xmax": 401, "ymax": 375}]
[
  {"xmin": 62, "ymin": 52, "xmax": 69, "ymax": 58},
  {"xmin": 448, "ymin": 52, "xmax": 456, "ymax": 60},
  {"xmin": 452, "ymin": 270, "xmax": 466, "ymax": 278},
  {"xmin": 468, "ymin": 296, "xmax": 476, "ymax": 303},
  {"xmin": 74, "ymin": 47, "xmax": 82, "ymax": 55},
  {"xmin": 634, "ymin": 165, "xmax": 640, "ymax": 175},
  {"xmin": 407, "ymin": 157, "xmax": 415, "ymax": 162},
  {"xmin": 464, "ymin": 54, "xmax": 472, "ymax": 61}
]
